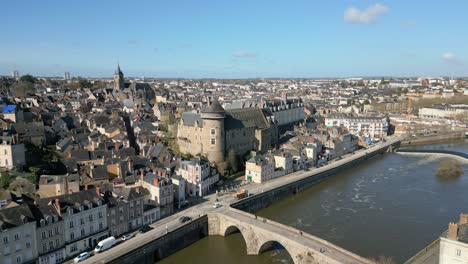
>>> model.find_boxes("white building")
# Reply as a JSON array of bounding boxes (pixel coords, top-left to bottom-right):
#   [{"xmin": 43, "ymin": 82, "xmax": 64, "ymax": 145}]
[
  {"xmin": 419, "ymin": 105, "xmax": 468, "ymax": 119},
  {"xmin": 178, "ymin": 157, "xmax": 219, "ymax": 197},
  {"xmin": 439, "ymin": 214, "xmax": 468, "ymax": 264},
  {"xmin": 36, "ymin": 189, "xmax": 109, "ymax": 259},
  {"xmin": 0, "ymin": 139, "xmax": 26, "ymax": 169},
  {"xmin": 325, "ymin": 115, "xmax": 388, "ymax": 139}
]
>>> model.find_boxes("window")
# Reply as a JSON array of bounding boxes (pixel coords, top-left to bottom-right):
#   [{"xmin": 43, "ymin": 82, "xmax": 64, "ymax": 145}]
[
  {"xmin": 26, "ymin": 242, "xmax": 30, "ymax": 248},
  {"xmin": 16, "ymin": 256, "xmax": 22, "ymax": 264},
  {"xmin": 48, "ymin": 230, "xmax": 53, "ymax": 237},
  {"xmin": 55, "ymin": 227, "xmax": 59, "ymax": 235},
  {"xmin": 99, "ymin": 222, "xmax": 103, "ymax": 230},
  {"xmin": 42, "ymin": 243, "xmax": 47, "ymax": 252},
  {"xmin": 99, "ymin": 212, "xmax": 103, "ymax": 218},
  {"xmin": 211, "ymin": 138, "xmax": 215, "ymax": 145},
  {"xmin": 69, "ymin": 221, "xmax": 74, "ymax": 228},
  {"xmin": 49, "ymin": 241, "xmax": 54, "ymax": 250},
  {"xmin": 14, "ymin": 233, "xmax": 19, "ymax": 241},
  {"xmin": 81, "ymin": 229, "xmax": 85, "ymax": 236},
  {"xmin": 89, "ymin": 215, "xmax": 93, "ymax": 222},
  {"xmin": 90, "ymin": 225, "xmax": 94, "ymax": 233},
  {"xmin": 210, "ymin": 128, "xmax": 215, "ymax": 135},
  {"xmin": 71, "ymin": 244, "xmax": 77, "ymax": 252},
  {"xmin": 70, "ymin": 232, "xmax": 74, "ymax": 241},
  {"xmin": 4, "ymin": 149, "xmax": 7, "ymax": 155},
  {"xmin": 55, "ymin": 239, "xmax": 59, "ymax": 247},
  {"xmin": 80, "ymin": 218, "xmax": 84, "ymax": 225},
  {"xmin": 3, "ymin": 236, "xmax": 9, "ymax": 244},
  {"xmin": 456, "ymin": 249, "xmax": 462, "ymax": 257}
]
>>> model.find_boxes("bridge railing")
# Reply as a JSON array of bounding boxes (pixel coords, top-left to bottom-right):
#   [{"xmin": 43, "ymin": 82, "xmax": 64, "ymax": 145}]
[{"xmin": 227, "ymin": 207, "xmax": 373, "ymax": 263}]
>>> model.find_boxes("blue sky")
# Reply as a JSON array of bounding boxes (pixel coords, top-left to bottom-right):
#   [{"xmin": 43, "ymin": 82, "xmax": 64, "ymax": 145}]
[{"xmin": 1, "ymin": 0, "xmax": 467, "ymax": 78}]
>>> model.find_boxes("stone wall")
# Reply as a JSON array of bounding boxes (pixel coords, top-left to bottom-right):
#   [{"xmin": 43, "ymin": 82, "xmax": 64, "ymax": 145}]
[{"xmin": 106, "ymin": 216, "xmax": 208, "ymax": 264}]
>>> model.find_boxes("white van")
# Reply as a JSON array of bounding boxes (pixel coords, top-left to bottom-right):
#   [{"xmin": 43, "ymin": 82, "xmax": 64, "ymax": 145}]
[{"xmin": 94, "ymin": 236, "xmax": 116, "ymax": 253}]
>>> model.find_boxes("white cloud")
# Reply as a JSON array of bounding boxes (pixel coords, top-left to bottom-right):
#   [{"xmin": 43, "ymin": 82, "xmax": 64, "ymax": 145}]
[
  {"xmin": 442, "ymin": 52, "xmax": 465, "ymax": 66},
  {"xmin": 442, "ymin": 52, "xmax": 456, "ymax": 62},
  {"xmin": 232, "ymin": 51, "xmax": 257, "ymax": 58},
  {"xmin": 344, "ymin": 3, "xmax": 390, "ymax": 24}
]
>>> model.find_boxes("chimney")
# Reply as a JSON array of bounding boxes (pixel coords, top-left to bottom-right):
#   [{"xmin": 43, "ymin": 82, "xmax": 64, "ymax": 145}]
[
  {"xmin": 448, "ymin": 222, "xmax": 458, "ymax": 240},
  {"xmin": 153, "ymin": 177, "xmax": 159, "ymax": 187},
  {"xmin": 95, "ymin": 186, "xmax": 100, "ymax": 196},
  {"xmin": 135, "ymin": 187, "xmax": 140, "ymax": 194},
  {"xmin": 140, "ymin": 169, "xmax": 145, "ymax": 181},
  {"xmin": 84, "ymin": 185, "xmax": 88, "ymax": 191},
  {"xmin": 460, "ymin": 213, "xmax": 468, "ymax": 225},
  {"xmin": 114, "ymin": 142, "xmax": 120, "ymax": 150},
  {"xmin": 128, "ymin": 159, "xmax": 133, "ymax": 172},
  {"xmin": 54, "ymin": 198, "xmax": 61, "ymax": 216}
]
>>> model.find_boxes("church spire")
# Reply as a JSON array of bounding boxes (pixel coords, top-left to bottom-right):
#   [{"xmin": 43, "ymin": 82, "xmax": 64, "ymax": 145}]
[{"xmin": 113, "ymin": 63, "xmax": 125, "ymax": 90}]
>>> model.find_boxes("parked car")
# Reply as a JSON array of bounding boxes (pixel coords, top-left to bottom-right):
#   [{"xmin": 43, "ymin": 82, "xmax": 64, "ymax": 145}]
[
  {"xmin": 74, "ymin": 252, "xmax": 91, "ymax": 263},
  {"xmin": 94, "ymin": 237, "xmax": 116, "ymax": 253},
  {"xmin": 121, "ymin": 233, "xmax": 134, "ymax": 241},
  {"xmin": 139, "ymin": 225, "xmax": 153, "ymax": 233},
  {"xmin": 213, "ymin": 202, "xmax": 222, "ymax": 208},
  {"xmin": 179, "ymin": 216, "xmax": 192, "ymax": 223}
]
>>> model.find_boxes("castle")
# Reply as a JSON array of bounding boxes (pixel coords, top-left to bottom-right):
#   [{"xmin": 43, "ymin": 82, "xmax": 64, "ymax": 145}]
[{"xmin": 177, "ymin": 101, "xmax": 279, "ymax": 163}]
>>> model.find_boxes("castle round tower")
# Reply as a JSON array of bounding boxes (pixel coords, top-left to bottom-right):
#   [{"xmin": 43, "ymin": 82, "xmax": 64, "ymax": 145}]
[{"xmin": 200, "ymin": 100, "xmax": 225, "ymax": 163}]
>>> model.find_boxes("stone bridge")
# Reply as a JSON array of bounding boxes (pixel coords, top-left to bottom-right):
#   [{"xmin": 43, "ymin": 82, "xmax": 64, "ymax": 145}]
[{"xmin": 209, "ymin": 208, "xmax": 373, "ymax": 264}]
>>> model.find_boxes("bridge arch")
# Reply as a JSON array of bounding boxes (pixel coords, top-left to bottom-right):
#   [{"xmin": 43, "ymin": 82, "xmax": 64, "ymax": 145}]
[{"xmin": 220, "ymin": 224, "xmax": 260, "ymax": 255}]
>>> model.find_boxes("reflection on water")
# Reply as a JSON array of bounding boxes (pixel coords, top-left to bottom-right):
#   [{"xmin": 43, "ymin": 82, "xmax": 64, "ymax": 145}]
[
  {"xmin": 159, "ymin": 233, "xmax": 294, "ymax": 264},
  {"xmin": 159, "ymin": 141, "xmax": 468, "ymax": 263}
]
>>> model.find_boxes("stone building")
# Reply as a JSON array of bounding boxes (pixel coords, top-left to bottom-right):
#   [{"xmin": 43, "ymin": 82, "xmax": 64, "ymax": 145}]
[
  {"xmin": 37, "ymin": 174, "xmax": 80, "ymax": 198},
  {"xmin": 105, "ymin": 186, "xmax": 144, "ymax": 237},
  {"xmin": 35, "ymin": 203, "xmax": 66, "ymax": 264},
  {"xmin": 177, "ymin": 101, "xmax": 278, "ymax": 163},
  {"xmin": 0, "ymin": 204, "xmax": 39, "ymax": 264},
  {"xmin": 36, "ymin": 189, "xmax": 109, "ymax": 259},
  {"xmin": 139, "ymin": 171, "xmax": 174, "ymax": 217}
]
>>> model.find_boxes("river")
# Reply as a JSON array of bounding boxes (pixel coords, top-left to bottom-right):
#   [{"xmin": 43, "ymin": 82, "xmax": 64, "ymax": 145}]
[{"xmin": 160, "ymin": 139, "xmax": 468, "ymax": 263}]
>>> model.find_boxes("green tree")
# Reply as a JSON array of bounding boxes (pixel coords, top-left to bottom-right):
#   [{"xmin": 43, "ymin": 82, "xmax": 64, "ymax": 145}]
[
  {"xmin": 227, "ymin": 149, "xmax": 240, "ymax": 173},
  {"xmin": 0, "ymin": 171, "xmax": 15, "ymax": 189},
  {"xmin": 13, "ymin": 81, "xmax": 34, "ymax": 97},
  {"xmin": 77, "ymin": 79, "xmax": 92, "ymax": 89},
  {"xmin": 19, "ymin": 74, "xmax": 36, "ymax": 84}
]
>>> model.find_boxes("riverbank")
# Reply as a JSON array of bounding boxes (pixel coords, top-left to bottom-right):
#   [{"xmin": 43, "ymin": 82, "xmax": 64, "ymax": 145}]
[{"xmin": 401, "ymin": 130, "xmax": 467, "ymax": 146}]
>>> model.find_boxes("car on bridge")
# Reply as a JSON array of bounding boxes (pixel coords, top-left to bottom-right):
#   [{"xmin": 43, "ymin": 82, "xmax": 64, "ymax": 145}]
[
  {"xmin": 179, "ymin": 216, "xmax": 192, "ymax": 223},
  {"xmin": 74, "ymin": 252, "xmax": 91, "ymax": 263},
  {"xmin": 121, "ymin": 233, "xmax": 134, "ymax": 241},
  {"xmin": 213, "ymin": 202, "xmax": 222, "ymax": 208},
  {"xmin": 139, "ymin": 225, "xmax": 153, "ymax": 233}
]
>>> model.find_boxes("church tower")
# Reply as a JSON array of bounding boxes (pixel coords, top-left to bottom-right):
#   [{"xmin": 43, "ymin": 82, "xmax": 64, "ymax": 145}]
[{"xmin": 113, "ymin": 64, "xmax": 125, "ymax": 91}]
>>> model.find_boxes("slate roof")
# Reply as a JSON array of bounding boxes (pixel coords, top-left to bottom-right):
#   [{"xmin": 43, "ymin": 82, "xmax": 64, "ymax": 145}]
[
  {"xmin": 201, "ymin": 101, "xmax": 225, "ymax": 114},
  {"xmin": 0, "ymin": 204, "xmax": 37, "ymax": 228},
  {"xmin": 225, "ymin": 108, "xmax": 269, "ymax": 130},
  {"xmin": 181, "ymin": 112, "xmax": 203, "ymax": 127},
  {"xmin": 36, "ymin": 189, "xmax": 105, "ymax": 215}
]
